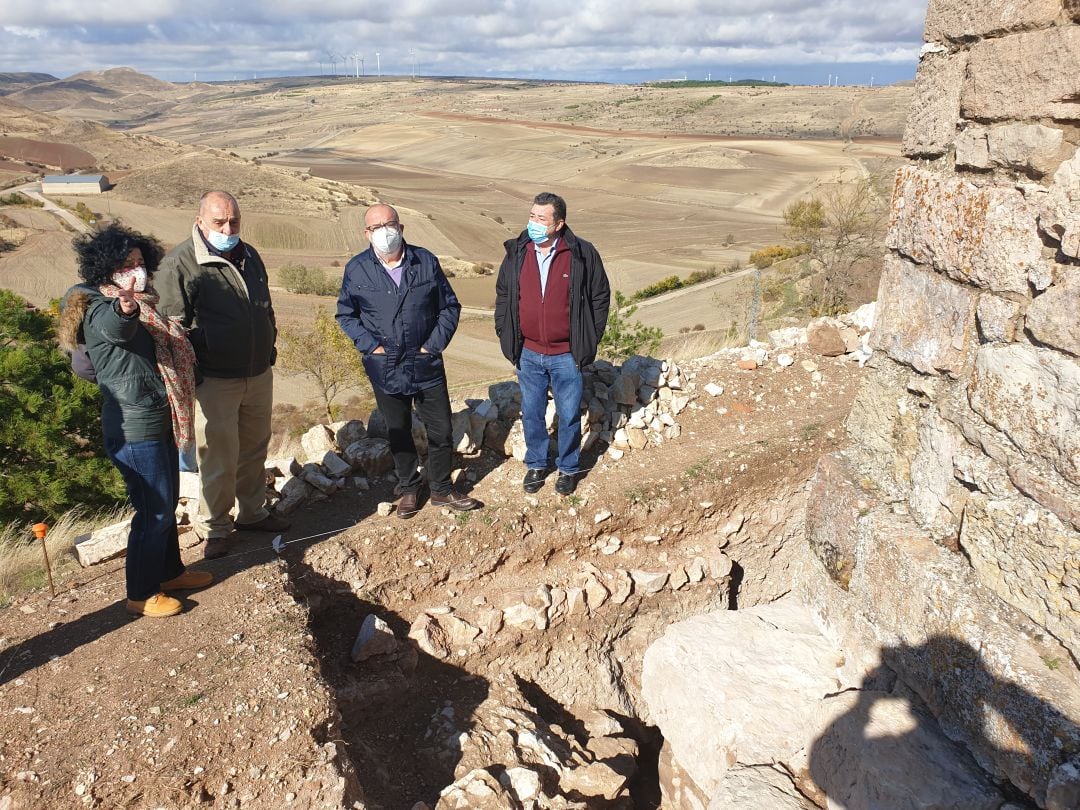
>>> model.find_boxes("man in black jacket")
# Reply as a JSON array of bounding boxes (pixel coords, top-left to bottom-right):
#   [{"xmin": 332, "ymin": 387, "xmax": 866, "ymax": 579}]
[
  {"xmin": 494, "ymin": 192, "xmax": 610, "ymax": 495},
  {"xmin": 337, "ymin": 203, "xmax": 481, "ymax": 518},
  {"xmin": 157, "ymin": 191, "xmax": 289, "ymax": 558}
]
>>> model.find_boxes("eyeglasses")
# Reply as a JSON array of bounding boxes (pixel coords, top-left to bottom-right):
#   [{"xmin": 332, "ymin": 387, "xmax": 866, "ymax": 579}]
[{"xmin": 365, "ymin": 221, "xmax": 400, "ymax": 233}]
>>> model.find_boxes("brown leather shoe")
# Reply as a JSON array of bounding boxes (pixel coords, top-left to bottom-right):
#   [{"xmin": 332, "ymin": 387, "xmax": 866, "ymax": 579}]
[
  {"xmin": 202, "ymin": 535, "xmax": 231, "ymax": 560},
  {"xmin": 398, "ymin": 490, "xmax": 421, "ymax": 519},
  {"xmin": 430, "ymin": 489, "xmax": 482, "ymax": 511}
]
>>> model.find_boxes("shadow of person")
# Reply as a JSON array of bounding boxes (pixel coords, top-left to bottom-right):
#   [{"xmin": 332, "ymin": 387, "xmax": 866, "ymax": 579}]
[
  {"xmin": 0, "ymin": 478, "xmax": 384, "ymax": 688},
  {"xmin": 285, "ymin": 551, "xmax": 489, "ymax": 809},
  {"xmin": 808, "ymin": 635, "xmax": 1078, "ymax": 809}
]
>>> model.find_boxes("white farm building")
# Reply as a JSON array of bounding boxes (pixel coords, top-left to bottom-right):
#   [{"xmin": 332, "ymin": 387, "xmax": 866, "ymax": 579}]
[{"xmin": 40, "ymin": 175, "xmax": 109, "ymax": 195}]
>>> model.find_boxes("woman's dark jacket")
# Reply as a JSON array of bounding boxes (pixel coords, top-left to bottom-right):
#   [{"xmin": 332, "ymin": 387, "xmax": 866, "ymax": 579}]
[
  {"xmin": 494, "ymin": 225, "xmax": 611, "ymax": 369},
  {"xmin": 59, "ymin": 285, "xmax": 170, "ymax": 442},
  {"xmin": 335, "ymin": 243, "xmax": 461, "ymax": 396}
]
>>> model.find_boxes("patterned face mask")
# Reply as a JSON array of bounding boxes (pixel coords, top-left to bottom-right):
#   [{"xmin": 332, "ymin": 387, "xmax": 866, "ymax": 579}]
[{"xmin": 112, "ymin": 265, "xmax": 148, "ymax": 292}]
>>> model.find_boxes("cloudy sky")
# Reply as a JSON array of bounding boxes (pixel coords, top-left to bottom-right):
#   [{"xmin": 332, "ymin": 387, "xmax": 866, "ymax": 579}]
[{"xmin": 1, "ymin": 0, "xmax": 929, "ymax": 85}]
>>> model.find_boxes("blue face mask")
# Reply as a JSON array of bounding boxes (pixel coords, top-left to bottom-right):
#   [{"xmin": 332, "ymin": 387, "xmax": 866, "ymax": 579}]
[
  {"xmin": 527, "ymin": 221, "xmax": 551, "ymax": 245},
  {"xmin": 206, "ymin": 229, "xmax": 240, "ymax": 252}
]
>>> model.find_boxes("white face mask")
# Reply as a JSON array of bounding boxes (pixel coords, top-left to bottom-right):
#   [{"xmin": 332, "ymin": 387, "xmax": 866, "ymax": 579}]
[
  {"xmin": 370, "ymin": 226, "xmax": 403, "ymax": 256},
  {"xmin": 112, "ymin": 266, "xmax": 148, "ymax": 292}
]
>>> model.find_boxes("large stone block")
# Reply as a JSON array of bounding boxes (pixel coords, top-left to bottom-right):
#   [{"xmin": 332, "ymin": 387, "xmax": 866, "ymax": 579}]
[
  {"xmin": 843, "ymin": 358, "xmax": 922, "ymax": 500},
  {"xmin": 969, "ymin": 344, "xmax": 1080, "ymax": 487},
  {"xmin": 1027, "ymin": 269, "xmax": 1080, "ymax": 357},
  {"xmin": 1038, "ymin": 150, "xmax": 1080, "ymax": 259},
  {"xmin": 642, "ymin": 601, "xmax": 1004, "ymax": 809},
  {"xmin": 871, "ymin": 254, "xmax": 977, "ymax": 376},
  {"xmin": 954, "ymin": 126, "xmax": 990, "ymax": 170},
  {"xmin": 924, "ymin": 0, "xmax": 1062, "ymax": 41},
  {"xmin": 960, "ymin": 493, "xmax": 1080, "ymax": 662},
  {"xmin": 74, "ymin": 519, "xmax": 130, "ymax": 567},
  {"xmin": 962, "ymin": 27, "xmax": 1080, "ymax": 121},
  {"xmin": 987, "ymin": 123, "xmax": 1065, "ymax": 177},
  {"xmin": 886, "ymin": 166, "xmax": 1043, "ymax": 294},
  {"xmin": 902, "ymin": 50, "xmax": 966, "ymax": 158},
  {"xmin": 641, "ymin": 601, "xmax": 859, "ymax": 796},
  {"xmin": 909, "ymin": 408, "xmax": 966, "ymax": 540},
  {"xmin": 844, "ymin": 510, "xmax": 1080, "ymax": 806},
  {"xmin": 806, "ymin": 452, "xmax": 871, "ymax": 590},
  {"xmin": 976, "ymin": 293, "xmax": 1024, "ymax": 344}
]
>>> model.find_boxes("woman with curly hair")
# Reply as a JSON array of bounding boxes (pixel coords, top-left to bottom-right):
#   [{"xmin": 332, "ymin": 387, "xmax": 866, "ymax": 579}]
[{"xmin": 59, "ymin": 223, "xmax": 212, "ymax": 618}]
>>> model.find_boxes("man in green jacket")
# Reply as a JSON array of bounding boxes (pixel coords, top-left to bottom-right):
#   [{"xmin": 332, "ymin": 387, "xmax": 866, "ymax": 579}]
[{"xmin": 157, "ymin": 191, "xmax": 289, "ymax": 558}]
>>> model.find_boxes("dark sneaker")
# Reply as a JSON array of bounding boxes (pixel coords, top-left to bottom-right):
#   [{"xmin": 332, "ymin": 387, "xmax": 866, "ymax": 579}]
[
  {"xmin": 430, "ymin": 490, "xmax": 482, "ymax": 511},
  {"xmin": 523, "ymin": 468, "xmax": 549, "ymax": 493},
  {"xmin": 555, "ymin": 472, "xmax": 577, "ymax": 495}
]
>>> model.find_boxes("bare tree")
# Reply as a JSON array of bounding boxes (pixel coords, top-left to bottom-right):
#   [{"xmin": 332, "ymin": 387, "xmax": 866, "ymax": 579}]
[
  {"xmin": 276, "ymin": 308, "xmax": 367, "ymax": 422},
  {"xmin": 783, "ymin": 167, "xmax": 890, "ymax": 315}
]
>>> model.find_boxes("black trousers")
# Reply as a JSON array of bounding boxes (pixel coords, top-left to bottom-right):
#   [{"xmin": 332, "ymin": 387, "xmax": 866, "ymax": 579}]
[{"xmin": 372, "ymin": 379, "xmax": 454, "ymax": 495}]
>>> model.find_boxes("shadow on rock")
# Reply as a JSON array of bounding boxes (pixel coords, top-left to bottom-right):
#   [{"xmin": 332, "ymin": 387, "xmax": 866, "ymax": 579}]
[{"xmin": 808, "ymin": 635, "xmax": 1079, "ymax": 809}]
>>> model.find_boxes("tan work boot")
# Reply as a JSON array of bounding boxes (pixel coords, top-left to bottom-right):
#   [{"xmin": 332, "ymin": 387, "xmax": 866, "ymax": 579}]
[
  {"xmin": 160, "ymin": 569, "xmax": 213, "ymax": 591},
  {"xmin": 126, "ymin": 593, "xmax": 182, "ymax": 618}
]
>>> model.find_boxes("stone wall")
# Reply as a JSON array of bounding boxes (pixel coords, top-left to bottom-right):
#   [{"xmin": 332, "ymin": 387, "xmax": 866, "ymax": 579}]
[{"xmin": 803, "ymin": 2, "xmax": 1080, "ymax": 807}]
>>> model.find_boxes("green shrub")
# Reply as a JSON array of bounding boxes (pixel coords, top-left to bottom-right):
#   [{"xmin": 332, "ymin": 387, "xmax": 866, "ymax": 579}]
[
  {"xmin": 748, "ymin": 244, "xmax": 808, "ymax": 269},
  {"xmin": 278, "ymin": 264, "xmax": 338, "ymax": 296},
  {"xmin": 0, "ymin": 291, "xmax": 125, "ymax": 523},
  {"xmin": 633, "ymin": 275, "xmax": 683, "ymax": 300}
]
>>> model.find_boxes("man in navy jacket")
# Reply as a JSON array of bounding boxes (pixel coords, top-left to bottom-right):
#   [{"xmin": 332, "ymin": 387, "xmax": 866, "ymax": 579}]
[{"xmin": 337, "ymin": 204, "xmax": 481, "ymax": 518}]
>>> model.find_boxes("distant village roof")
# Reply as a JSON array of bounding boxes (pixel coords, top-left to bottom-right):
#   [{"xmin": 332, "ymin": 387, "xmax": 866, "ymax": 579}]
[{"xmin": 42, "ymin": 174, "xmax": 106, "ymax": 183}]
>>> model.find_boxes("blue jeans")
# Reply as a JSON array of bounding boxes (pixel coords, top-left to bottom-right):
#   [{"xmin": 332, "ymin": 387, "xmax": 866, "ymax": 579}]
[
  {"xmin": 518, "ymin": 347, "xmax": 583, "ymax": 475},
  {"xmin": 105, "ymin": 435, "xmax": 184, "ymax": 601}
]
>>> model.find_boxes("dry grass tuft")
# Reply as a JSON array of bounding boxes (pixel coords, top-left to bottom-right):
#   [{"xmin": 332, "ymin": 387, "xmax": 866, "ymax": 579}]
[
  {"xmin": 660, "ymin": 329, "xmax": 745, "ymax": 361},
  {"xmin": 0, "ymin": 505, "xmax": 131, "ymax": 606}
]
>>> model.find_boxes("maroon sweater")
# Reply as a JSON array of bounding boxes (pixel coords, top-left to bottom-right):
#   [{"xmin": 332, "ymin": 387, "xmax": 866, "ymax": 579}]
[{"xmin": 519, "ymin": 243, "xmax": 572, "ymax": 355}]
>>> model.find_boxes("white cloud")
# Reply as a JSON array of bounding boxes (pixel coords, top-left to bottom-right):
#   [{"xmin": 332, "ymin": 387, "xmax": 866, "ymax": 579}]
[{"xmin": 0, "ymin": 0, "xmax": 929, "ymax": 82}]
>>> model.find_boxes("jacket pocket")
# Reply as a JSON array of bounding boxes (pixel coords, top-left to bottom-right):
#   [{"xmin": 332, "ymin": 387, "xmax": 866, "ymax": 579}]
[
  {"xmin": 412, "ymin": 351, "xmax": 444, "ymax": 388},
  {"xmin": 362, "ymin": 352, "xmax": 387, "ymax": 391},
  {"xmin": 102, "ymin": 371, "xmax": 168, "ymax": 409}
]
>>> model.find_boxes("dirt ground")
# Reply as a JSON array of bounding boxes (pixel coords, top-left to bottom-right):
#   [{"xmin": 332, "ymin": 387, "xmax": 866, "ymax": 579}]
[{"xmin": 0, "ymin": 346, "xmax": 866, "ymax": 809}]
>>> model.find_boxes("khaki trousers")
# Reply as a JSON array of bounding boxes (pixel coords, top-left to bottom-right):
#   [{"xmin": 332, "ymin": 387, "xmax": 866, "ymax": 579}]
[{"xmin": 194, "ymin": 369, "xmax": 274, "ymax": 538}]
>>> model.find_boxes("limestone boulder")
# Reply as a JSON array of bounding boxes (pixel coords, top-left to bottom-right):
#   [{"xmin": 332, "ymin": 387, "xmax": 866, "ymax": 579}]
[
  {"xmin": 343, "ymin": 438, "xmax": 393, "ymax": 477},
  {"xmin": 870, "ymin": 254, "xmax": 977, "ymax": 376},
  {"xmin": 969, "ymin": 344, "xmax": 1080, "ymax": 487},
  {"xmin": 924, "ymin": 0, "xmax": 1062, "ymax": 41},
  {"xmin": 886, "ymin": 166, "xmax": 1043, "ymax": 294},
  {"xmin": 960, "ymin": 493, "xmax": 1080, "ymax": 662},
  {"xmin": 987, "ymin": 123, "xmax": 1065, "ymax": 177},
  {"xmin": 962, "ymin": 27, "xmax": 1080, "ymax": 122},
  {"xmin": 902, "ymin": 49, "xmax": 965, "ymax": 158},
  {"xmin": 954, "ymin": 126, "xmax": 990, "ymax": 170},
  {"xmin": 300, "ymin": 423, "xmax": 336, "ymax": 463},
  {"xmin": 976, "ymin": 294, "xmax": 1024, "ymax": 344},
  {"xmin": 1026, "ymin": 270, "xmax": 1080, "ymax": 357},
  {"xmin": 1038, "ymin": 151, "xmax": 1080, "ymax": 259},
  {"xmin": 333, "ymin": 419, "xmax": 366, "ymax": 449}
]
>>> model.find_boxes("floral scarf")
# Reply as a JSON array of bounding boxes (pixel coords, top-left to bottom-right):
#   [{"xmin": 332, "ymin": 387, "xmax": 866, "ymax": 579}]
[{"xmin": 98, "ymin": 282, "xmax": 197, "ymax": 454}]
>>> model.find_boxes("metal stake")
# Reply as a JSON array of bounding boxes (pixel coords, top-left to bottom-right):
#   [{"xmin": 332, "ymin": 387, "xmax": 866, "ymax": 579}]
[{"xmin": 31, "ymin": 523, "xmax": 55, "ymax": 597}]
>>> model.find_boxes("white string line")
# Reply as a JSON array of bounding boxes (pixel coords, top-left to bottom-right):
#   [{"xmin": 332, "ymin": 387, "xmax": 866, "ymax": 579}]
[{"xmin": 40, "ymin": 458, "xmax": 608, "ymax": 600}]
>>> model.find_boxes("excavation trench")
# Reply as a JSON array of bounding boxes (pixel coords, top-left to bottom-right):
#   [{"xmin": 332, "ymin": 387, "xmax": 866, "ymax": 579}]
[{"xmin": 284, "ymin": 460, "xmax": 814, "ymax": 809}]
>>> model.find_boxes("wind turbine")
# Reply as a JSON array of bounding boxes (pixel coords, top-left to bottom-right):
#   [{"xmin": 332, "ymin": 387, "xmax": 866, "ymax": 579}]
[{"xmin": 376, "ymin": 52, "xmax": 381, "ymax": 77}]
